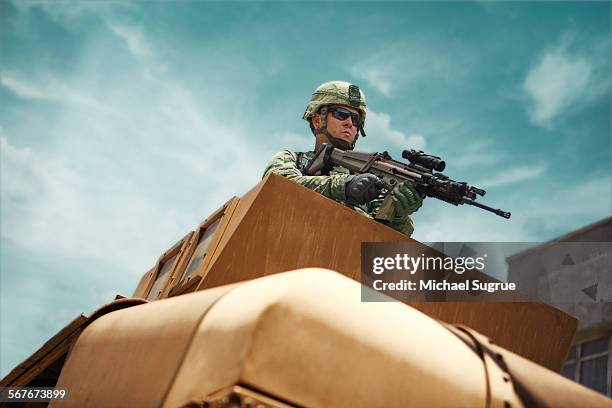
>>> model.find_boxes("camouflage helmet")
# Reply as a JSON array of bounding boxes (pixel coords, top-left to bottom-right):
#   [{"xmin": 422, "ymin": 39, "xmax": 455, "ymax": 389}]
[{"xmin": 303, "ymin": 81, "xmax": 367, "ymax": 127}]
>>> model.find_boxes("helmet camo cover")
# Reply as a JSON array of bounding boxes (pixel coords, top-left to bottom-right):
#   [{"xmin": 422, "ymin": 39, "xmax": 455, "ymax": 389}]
[{"xmin": 303, "ymin": 81, "xmax": 367, "ymax": 127}]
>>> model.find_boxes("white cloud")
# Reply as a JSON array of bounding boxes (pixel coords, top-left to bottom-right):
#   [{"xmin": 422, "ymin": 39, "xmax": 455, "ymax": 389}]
[
  {"xmin": 0, "ymin": 72, "xmax": 110, "ymax": 112},
  {"xmin": 523, "ymin": 36, "xmax": 610, "ymax": 127},
  {"xmin": 1, "ymin": 136, "xmax": 166, "ymax": 271},
  {"xmin": 351, "ymin": 39, "xmax": 473, "ymax": 96},
  {"xmin": 475, "ymin": 164, "xmax": 546, "ymax": 188},
  {"xmin": 524, "ymin": 50, "xmax": 591, "ymax": 125},
  {"xmin": 1, "ymin": 97, "xmax": 261, "ymax": 273},
  {"xmin": 10, "ymin": 0, "xmax": 129, "ymax": 25},
  {"xmin": 0, "ymin": 75, "xmax": 51, "ymax": 100},
  {"xmin": 0, "ymin": 26, "xmax": 267, "ymax": 276},
  {"xmin": 0, "ymin": 137, "xmax": 45, "ymax": 200},
  {"xmin": 406, "ymin": 134, "xmax": 426, "ymax": 151},
  {"xmin": 356, "ymin": 67, "xmax": 392, "ymax": 96},
  {"xmin": 272, "ymin": 131, "xmax": 311, "ymax": 152},
  {"xmin": 412, "ymin": 172, "xmax": 610, "ymax": 244},
  {"xmin": 359, "ymin": 110, "xmax": 427, "ymax": 152},
  {"xmin": 449, "ymin": 138, "xmax": 504, "ymax": 170},
  {"xmin": 524, "ymin": 176, "xmax": 611, "ymax": 219},
  {"xmin": 109, "ymin": 23, "xmax": 150, "ymax": 58},
  {"xmin": 1, "ymin": 68, "xmax": 268, "ymax": 268}
]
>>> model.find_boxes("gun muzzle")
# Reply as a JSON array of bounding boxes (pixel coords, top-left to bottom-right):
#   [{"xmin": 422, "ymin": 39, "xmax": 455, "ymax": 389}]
[{"xmin": 463, "ymin": 198, "xmax": 512, "ymax": 219}]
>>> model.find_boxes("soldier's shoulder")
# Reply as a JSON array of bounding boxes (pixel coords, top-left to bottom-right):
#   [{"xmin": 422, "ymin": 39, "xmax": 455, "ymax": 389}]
[
  {"xmin": 266, "ymin": 151, "xmax": 295, "ymax": 170},
  {"xmin": 270, "ymin": 150, "xmax": 298, "ymax": 160},
  {"xmin": 269, "ymin": 149, "xmax": 315, "ymax": 163}
]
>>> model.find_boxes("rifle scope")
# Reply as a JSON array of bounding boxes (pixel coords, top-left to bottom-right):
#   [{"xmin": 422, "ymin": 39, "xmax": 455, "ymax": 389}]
[{"xmin": 402, "ymin": 150, "xmax": 446, "ymax": 172}]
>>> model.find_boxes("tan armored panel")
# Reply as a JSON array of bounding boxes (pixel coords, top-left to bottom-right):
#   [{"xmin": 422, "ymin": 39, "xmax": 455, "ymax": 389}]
[
  {"xmin": 131, "ymin": 197, "xmax": 240, "ymax": 300},
  {"xmin": 51, "ymin": 270, "xmax": 610, "ymax": 408},
  {"xmin": 153, "ymin": 173, "xmax": 572, "ymax": 372},
  {"xmin": 0, "ymin": 315, "xmax": 87, "ymax": 388},
  {"xmin": 125, "ymin": 174, "xmax": 575, "ymax": 372},
  {"xmin": 409, "ymin": 301, "xmax": 577, "ymax": 372},
  {"xmin": 0, "ymin": 298, "xmax": 146, "ymax": 389},
  {"xmin": 132, "ymin": 232, "xmax": 194, "ymax": 301},
  {"xmin": 197, "ymin": 173, "xmax": 412, "ymax": 288}
]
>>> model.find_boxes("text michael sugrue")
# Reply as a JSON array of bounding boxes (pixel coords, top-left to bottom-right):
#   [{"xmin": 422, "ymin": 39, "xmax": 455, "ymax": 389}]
[{"xmin": 370, "ymin": 254, "xmax": 517, "ymax": 293}]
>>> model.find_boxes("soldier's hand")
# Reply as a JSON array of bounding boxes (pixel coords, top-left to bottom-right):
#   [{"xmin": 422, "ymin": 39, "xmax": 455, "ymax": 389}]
[
  {"xmin": 391, "ymin": 182, "xmax": 423, "ymax": 220},
  {"xmin": 345, "ymin": 173, "xmax": 385, "ymax": 205}
]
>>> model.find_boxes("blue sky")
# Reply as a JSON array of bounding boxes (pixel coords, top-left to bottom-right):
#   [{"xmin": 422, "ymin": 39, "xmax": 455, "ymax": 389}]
[{"xmin": 1, "ymin": 1, "xmax": 610, "ymax": 375}]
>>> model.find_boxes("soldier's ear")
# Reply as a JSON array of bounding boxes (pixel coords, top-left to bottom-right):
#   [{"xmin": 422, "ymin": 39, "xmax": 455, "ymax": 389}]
[{"xmin": 312, "ymin": 113, "xmax": 321, "ymax": 129}]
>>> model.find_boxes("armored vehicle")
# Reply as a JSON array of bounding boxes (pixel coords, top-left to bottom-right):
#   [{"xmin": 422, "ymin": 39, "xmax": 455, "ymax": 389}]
[{"xmin": 3, "ymin": 174, "xmax": 611, "ymax": 407}]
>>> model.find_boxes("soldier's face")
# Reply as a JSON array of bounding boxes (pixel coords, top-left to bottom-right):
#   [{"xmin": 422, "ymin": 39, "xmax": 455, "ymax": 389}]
[{"xmin": 314, "ymin": 105, "xmax": 360, "ymax": 144}]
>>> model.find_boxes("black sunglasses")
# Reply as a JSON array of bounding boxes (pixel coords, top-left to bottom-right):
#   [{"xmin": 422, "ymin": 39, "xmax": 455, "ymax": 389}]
[{"xmin": 327, "ymin": 106, "xmax": 361, "ymax": 127}]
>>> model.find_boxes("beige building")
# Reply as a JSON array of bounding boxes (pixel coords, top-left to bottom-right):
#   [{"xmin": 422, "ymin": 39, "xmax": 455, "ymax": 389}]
[{"xmin": 507, "ymin": 217, "xmax": 612, "ymax": 396}]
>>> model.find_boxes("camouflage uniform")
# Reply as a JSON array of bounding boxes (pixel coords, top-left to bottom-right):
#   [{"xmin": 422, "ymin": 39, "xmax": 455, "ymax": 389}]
[
  {"xmin": 263, "ymin": 149, "xmax": 415, "ymax": 236},
  {"xmin": 264, "ymin": 80, "xmax": 419, "ymax": 236}
]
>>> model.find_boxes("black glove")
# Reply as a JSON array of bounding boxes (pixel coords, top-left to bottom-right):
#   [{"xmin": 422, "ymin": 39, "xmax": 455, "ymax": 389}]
[{"xmin": 345, "ymin": 173, "xmax": 385, "ymax": 205}]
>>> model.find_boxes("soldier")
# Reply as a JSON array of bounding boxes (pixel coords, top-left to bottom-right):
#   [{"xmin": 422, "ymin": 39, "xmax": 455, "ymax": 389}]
[{"xmin": 263, "ymin": 81, "xmax": 423, "ymax": 236}]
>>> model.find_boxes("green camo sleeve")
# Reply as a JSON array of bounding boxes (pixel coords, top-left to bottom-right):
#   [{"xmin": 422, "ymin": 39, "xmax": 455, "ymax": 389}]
[
  {"xmin": 387, "ymin": 216, "xmax": 415, "ymax": 237},
  {"xmin": 263, "ymin": 150, "xmax": 348, "ymax": 201},
  {"xmin": 363, "ymin": 197, "xmax": 415, "ymax": 237}
]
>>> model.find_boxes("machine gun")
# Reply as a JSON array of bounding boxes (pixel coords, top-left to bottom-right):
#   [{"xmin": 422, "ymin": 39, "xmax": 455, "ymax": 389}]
[{"xmin": 303, "ymin": 144, "xmax": 511, "ymax": 220}]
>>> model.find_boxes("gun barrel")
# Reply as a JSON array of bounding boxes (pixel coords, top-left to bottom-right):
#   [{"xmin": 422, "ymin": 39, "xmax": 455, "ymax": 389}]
[{"xmin": 463, "ymin": 198, "xmax": 511, "ymax": 219}]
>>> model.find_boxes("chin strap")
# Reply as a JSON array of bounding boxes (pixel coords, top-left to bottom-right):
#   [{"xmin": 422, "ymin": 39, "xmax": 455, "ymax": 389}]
[{"xmin": 313, "ymin": 106, "xmax": 364, "ymax": 151}]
